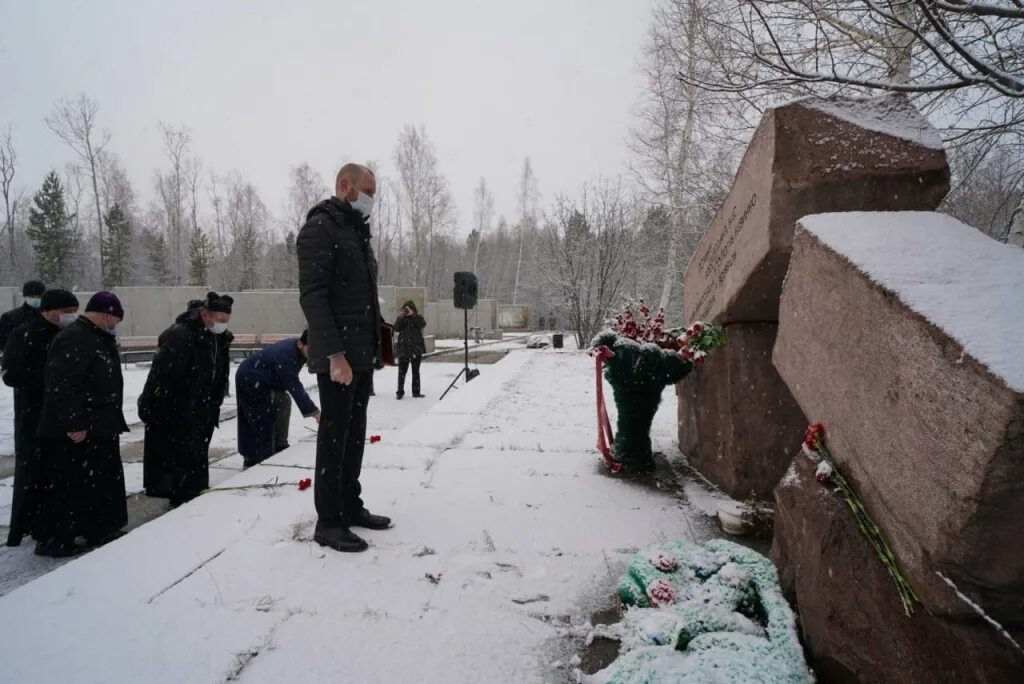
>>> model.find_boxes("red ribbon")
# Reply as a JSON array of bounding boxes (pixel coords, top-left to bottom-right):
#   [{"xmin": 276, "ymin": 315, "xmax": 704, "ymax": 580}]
[{"xmin": 591, "ymin": 346, "xmax": 621, "ymax": 473}]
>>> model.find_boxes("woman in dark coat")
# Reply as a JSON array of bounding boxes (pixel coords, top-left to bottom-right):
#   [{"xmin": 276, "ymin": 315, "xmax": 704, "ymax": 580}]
[
  {"xmin": 34, "ymin": 292, "xmax": 128, "ymax": 557},
  {"xmin": 394, "ymin": 300, "xmax": 426, "ymax": 399},
  {"xmin": 0, "ymin": 289, "xmax": 79, "ymax": 547},
  {"xmin": 139, "ymin": 293, "xmax": 233, "ymax": 506}
]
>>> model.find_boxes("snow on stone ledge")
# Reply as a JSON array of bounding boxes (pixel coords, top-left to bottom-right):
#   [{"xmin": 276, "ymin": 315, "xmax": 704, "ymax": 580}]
[
  {"xmin": 795, "ymin": 94, "xmax": 945, "ymax": 150},
  {"xmin": 799, "ymin": 211, "xmax": 1024, "ymax": 393}
]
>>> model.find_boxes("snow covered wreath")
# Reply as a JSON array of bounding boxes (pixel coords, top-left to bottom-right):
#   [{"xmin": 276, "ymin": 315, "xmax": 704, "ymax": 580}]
[
  {"xmin": 590, "ymin": 301, "xmax": 725, "ymax": 473},
  {"xmin": 587, "ymin": 539, "xmax": 812, "ymax": 683}
]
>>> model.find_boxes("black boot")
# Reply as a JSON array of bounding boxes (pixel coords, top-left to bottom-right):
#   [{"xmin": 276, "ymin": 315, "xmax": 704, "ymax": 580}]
[
  {"xmin": 396, "ymin": 391, "xmax": 404, "ymax": 400},
  {"xmin": 313, "ymin": 523, "xmax": 368, "ymax": 552},
  {"xmin": 87, "ymin": 528, "xmax": 126, "ymax": 547},
  {"xmin": 35, "ymin": 539, "xmax": 83, "ymax": 558},
  {"xmin": 345, "ymin": 508, "xmax": 392, "ymax": 530}
]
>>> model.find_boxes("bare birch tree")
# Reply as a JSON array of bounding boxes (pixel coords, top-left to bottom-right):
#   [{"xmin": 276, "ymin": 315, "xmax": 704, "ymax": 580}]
[
  {"xmin": 513, "ymin": 158, "xmax": 539, "ymax": 305},
  {"xmin": 471, "ymin": 177, "xmax": 494, "ymax": 275},
  {"xmin": 541, "ymin": 179, "xmax": 640, "ymax": 348},
  {"xmin": 394, "ymin": 125, "xmax": 456, "ymax": 293},
  {"xmin": 45, "ymin": 95, "xmax": 110, "ymax": 280},
  {"xmin": 154, "ymin": 123, "xmax": 196, "ymax": 283},
  {"xmin": 1, "ymin": 126, "xmax": 20, "ymax": 271}
]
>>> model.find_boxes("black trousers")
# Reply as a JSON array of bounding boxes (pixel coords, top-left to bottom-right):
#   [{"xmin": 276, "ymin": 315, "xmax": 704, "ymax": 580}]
[
  {"xmin": 314, "ymin": 371, "xmax": 372, "ymax": 526},
  {"xmin": 273, "ymin": 392, "xmax": 291, "ymax": 452},
  {"xmin": 397, "ymin": 356, "xmax": 422, "ymax": 396}
]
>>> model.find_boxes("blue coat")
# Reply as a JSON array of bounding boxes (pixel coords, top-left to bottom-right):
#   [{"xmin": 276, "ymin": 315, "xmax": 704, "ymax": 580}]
[{"xmin": 237, "ymin": 338, "xmax": 318, "ymax": 417}]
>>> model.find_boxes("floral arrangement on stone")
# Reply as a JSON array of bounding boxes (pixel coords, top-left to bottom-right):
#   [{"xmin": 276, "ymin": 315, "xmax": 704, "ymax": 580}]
[
  {"xmin": 584, "ymin": 539, "xmax": 813, "ymax": 683},
  {"xmin": 590, "ymin": 300, "xmax": 725, "ymax": 473},
  {"xmin": 803, "ymin": 423, "xmax": 919, "ymax": 616}
]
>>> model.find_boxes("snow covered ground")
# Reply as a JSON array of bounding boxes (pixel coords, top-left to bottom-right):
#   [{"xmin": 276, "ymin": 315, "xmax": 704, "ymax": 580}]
[{"xmin": 0, "ymin": 347, "xmax": 727, "ymax": 683}]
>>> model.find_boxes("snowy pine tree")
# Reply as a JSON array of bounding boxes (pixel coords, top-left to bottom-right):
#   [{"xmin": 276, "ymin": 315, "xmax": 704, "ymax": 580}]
[
  {"xmin": 148, "ymin": 230, "xmax": 172, "ymax": 285},
  {"xmin": 102, "ymin": 202, "xmax": 132, "ymax": 287},
  {"xmin": 188, "ymin": 226, "xmax": 212, "ymax": 286},
  {"xmin": 27, "ymin": 171, "xmax": 77, "ymax": 286}
]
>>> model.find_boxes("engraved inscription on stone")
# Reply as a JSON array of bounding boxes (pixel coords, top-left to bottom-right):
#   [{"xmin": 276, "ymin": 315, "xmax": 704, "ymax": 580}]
[{"xmin": 693, "ymin": 193, "xmax": 758, "ymax": 320}]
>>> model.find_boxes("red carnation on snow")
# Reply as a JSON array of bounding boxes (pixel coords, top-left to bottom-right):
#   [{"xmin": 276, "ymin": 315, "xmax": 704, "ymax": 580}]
[
  {"xmin": 369, "ymin": 435, "xmax": 382, "ymax": 444},
  {"xmin": 298, "ymin": 478, "xmax": 312, "ymax": 491}
]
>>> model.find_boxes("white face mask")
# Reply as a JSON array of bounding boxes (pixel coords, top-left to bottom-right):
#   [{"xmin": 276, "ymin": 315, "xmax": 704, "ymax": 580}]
[
  {"xmin": 25, "ymin": 297, "xmax": 41, "ymax": 309},
  {"xmin": 351, "ymin": 191, "xmax": 374, "ymax": 219},
  {"xmin": 58, "ymin": 313, "xmax": 78, "ymax": 328},
  {"xmin": 208, "ymin": 321, "xmax": 229, "ymax": 335},
  {"xmin": 105, "ymin": 323, "xmax": 119, "ymax": 337}
]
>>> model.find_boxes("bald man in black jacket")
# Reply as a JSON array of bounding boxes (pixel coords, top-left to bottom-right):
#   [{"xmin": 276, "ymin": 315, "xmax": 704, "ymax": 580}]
[{"xmin": 297, "ymin": 163, "xmax": 392, "ymax": 553}]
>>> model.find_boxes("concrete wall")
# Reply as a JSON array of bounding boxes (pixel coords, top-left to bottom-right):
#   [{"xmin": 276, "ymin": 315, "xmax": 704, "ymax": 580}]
[
  {"xmin": 0, "ymin": 287, "xmax": 17, "ymax": 313},
  {"xmin": 499, "ymin": 305, "xmax": 530, "ymax": 330},
  {"xmin": 73, "ymin": 287, "xmax": 209, "ymax": 337},
  {"xmin": 41, "ymin": 284, "xmax": 520, "ymax": 338}
]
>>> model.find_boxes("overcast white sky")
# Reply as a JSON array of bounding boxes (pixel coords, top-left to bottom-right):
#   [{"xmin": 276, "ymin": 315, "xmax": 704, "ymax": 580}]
[{"xmin": 1, "ymin": 0, "xmax": 653, "ymax": 234}]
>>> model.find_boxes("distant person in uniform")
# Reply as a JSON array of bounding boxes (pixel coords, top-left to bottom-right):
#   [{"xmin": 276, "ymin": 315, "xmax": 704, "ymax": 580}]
[
  {"xmin": 235, "ymin": 331, "xmax": 319, "ymax": 468},
  {"xmin": 139, "ymin": 292, "xmax": 234, "ymax": 506},
  {"xmin": 298, "ymin": 162, "xmax": 390, "ymax": 553},
  {"xmin": 1, "ymin": 289, "xmax": 79, "ymax": 547},
  {"xmin": 0, "ymin": 280, "xmax": 46, "ymax": 352},
  {"xmin": 34, "ymin": 292, "xmax": 128, "ymax": 557},
  {"xmin": 394, "ymin": 300, "xmax": 426, "ymax": 399}
]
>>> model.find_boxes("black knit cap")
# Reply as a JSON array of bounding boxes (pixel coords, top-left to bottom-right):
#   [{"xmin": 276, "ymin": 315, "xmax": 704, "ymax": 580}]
[
  {"xmin": 22, "ymin": 280, "xmax": 46, "ymax": 297},
  {"xmin": 205, "ymin": 291, "xmax": 234, "ymax": 314},
  {"xmin": 40, "ymin": 289, "xmax": 79, "ymax": 312}
]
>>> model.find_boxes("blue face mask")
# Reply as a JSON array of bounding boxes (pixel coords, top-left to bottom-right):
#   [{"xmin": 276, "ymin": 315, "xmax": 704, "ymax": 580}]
[
  {"xmin": 25, "ymin": 297, "xmax": 41, "ymax": 309},
  {"xmin": 351, "ymin": 191, "xmax": 374, "ymax": 219},
  {"xmin": 105, "ymin": 323, "xmax": 119, "ymax": 336}
]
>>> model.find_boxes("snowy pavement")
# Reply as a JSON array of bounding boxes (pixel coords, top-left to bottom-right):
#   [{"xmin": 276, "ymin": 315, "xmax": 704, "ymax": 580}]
[{"xmin": 0, "ymin": 349, "xmax": 724, "ymax": 683}]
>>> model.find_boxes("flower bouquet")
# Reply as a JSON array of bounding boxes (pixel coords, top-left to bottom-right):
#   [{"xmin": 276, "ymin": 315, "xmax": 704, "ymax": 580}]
[{"xmin": 591, "ymin": 300, "xmax": 725, "ymax": 472}]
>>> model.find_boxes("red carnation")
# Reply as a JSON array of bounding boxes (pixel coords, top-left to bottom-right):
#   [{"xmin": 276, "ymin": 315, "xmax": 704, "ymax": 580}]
[
  {"xmin": 298, "ymin": 478, "xmax": 312, "ymax": 491},
  {"xmin": 693, "ymin": 323, "xmax": 703, "ymax": 334},
  {"xmin": 369, "ymin": 435, "xmax": 382, "ymax": 444}
]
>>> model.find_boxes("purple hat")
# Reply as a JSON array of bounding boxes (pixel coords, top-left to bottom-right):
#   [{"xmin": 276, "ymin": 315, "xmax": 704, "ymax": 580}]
[{"xmin": 85, "ymin": 291, "xmax": 125, "ymax": 320}]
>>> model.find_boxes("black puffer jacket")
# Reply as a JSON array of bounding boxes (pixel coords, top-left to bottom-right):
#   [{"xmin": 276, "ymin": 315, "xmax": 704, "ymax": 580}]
[
  {"xmin": 37, "ymin": 317, "xmax": 128, "ymax": 438},
  {"xmin": 0, "ymin": 303, "xmax": 40, "ymax": 352},
  {"xmin": 297, "ymin": 197, "xmax": 382, "ymax": 373},
  {"xmin": 138, "ymin": 307, "xmax": 233, "ymax": 429}
]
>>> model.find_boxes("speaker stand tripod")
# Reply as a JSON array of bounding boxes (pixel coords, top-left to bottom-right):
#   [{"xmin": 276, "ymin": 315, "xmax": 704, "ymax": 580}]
[{"xmin": 440, "ymin": 309, "xmax": 480, "ymax": 400}]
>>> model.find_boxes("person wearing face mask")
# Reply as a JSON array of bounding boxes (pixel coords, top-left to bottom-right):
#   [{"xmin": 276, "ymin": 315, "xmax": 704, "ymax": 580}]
[
  {"xmin": 0, "ymin": 289, "xmax": 79, "ymax": 547},
  {"xmin": 0, "ymin": 280, "xmax": 46, "ymax": 354},
  {"xmin": 139, "ymin": 292, "xmax": 234, "ymax": 506},
  {"xmin": 33, "ymin": 291, "xmax": 128, "ymax": 557},
  {"xmin": 297, "ymin": 163, "xmax": 391, "ymax": 553}
]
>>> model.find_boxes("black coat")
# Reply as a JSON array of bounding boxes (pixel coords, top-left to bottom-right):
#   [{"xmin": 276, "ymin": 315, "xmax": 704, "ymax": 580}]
[
  {"xmin": 0, "ymin": 303, "xmax": 40, "ymax": 352},
  {"xmin": 394, "ymin": 313, "xmax": 427, "ymax": 359},
  {"xmin": 34, "ymin": 316, "xmax": 128, "ymax": 543},
  {"xmin": 297, "ymin": 197, "xmax": 382, "ymax": 373},
  {"xmin": 37, "ymin": 317, "xmax": 129, "ymax": 438},
  {"xmin": 1, "ymin": 315, "xmax": 60, "ymax": 543},
  {"xmin": 139, "ymin": 308, "xmax": 233, "ymax": 500}
]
